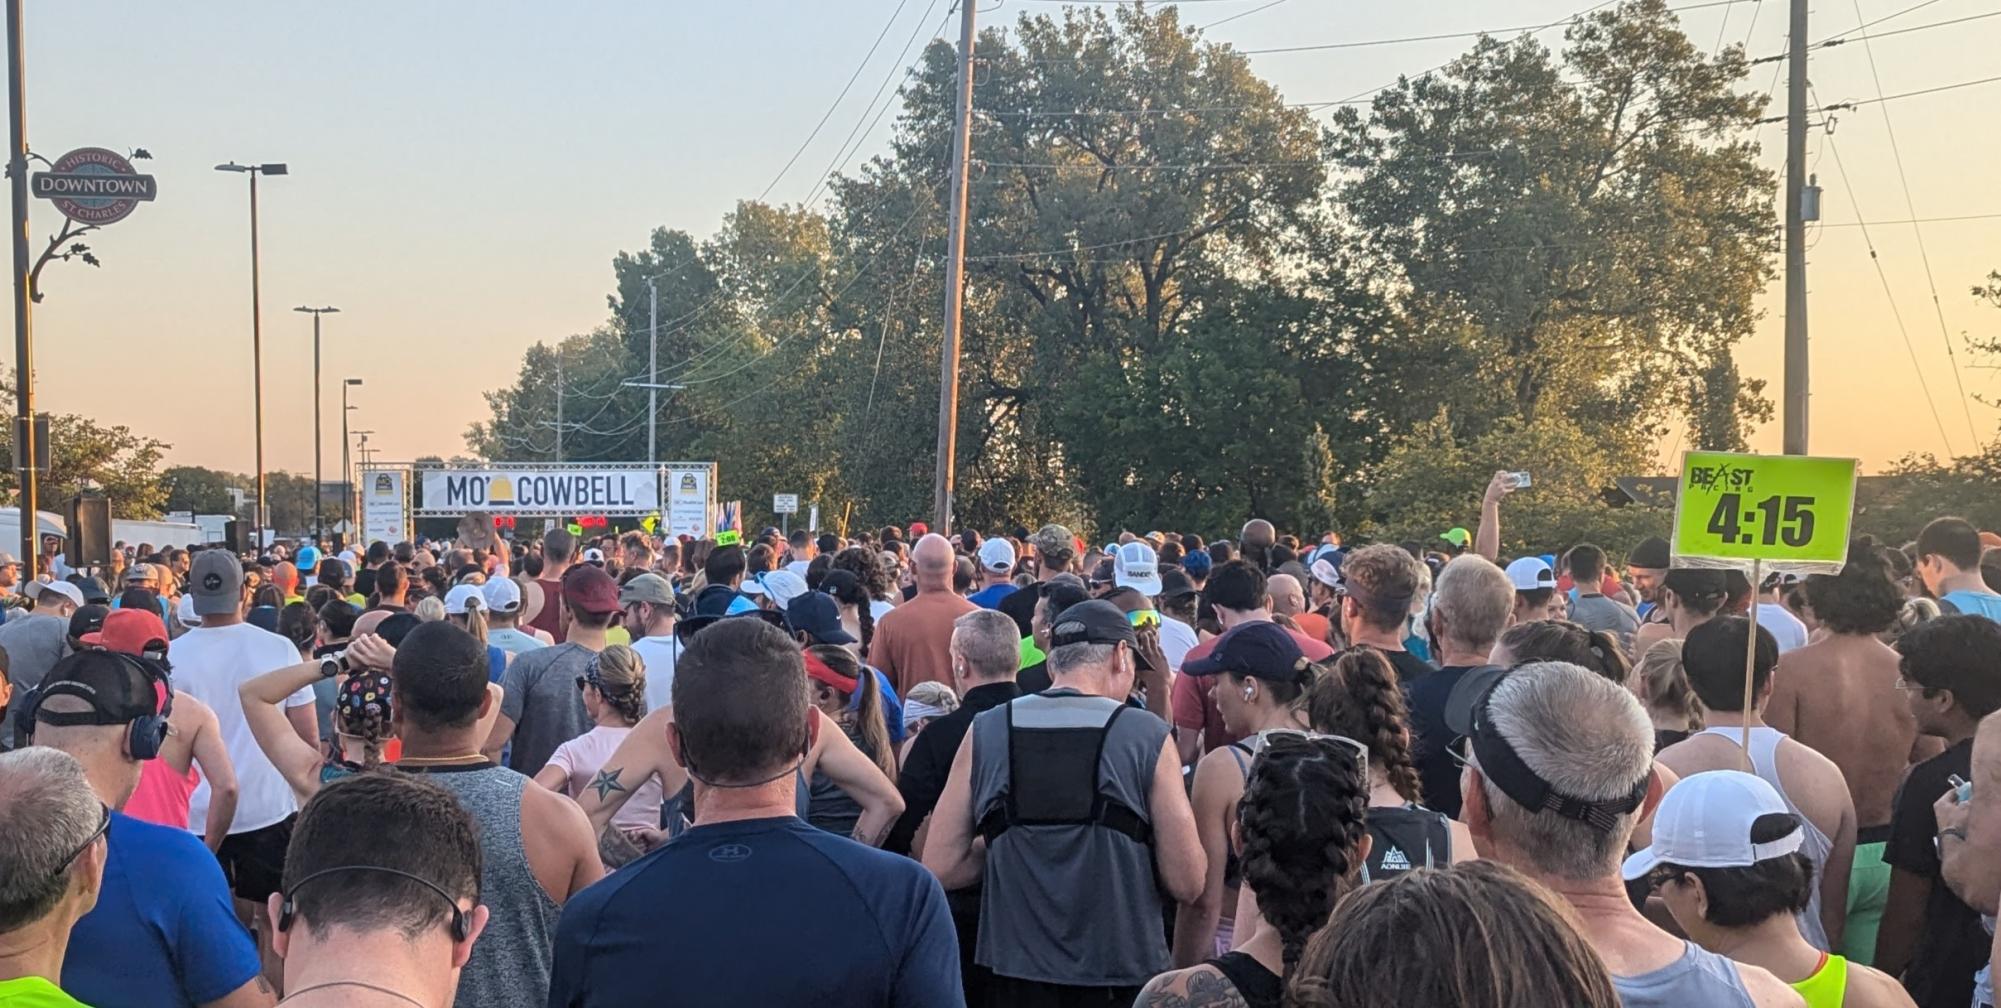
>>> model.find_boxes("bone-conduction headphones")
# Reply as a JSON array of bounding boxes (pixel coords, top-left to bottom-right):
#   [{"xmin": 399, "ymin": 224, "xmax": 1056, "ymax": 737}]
[{"xmin": 278, "ymin": 865, "xmax": 472, "ymax": 942}]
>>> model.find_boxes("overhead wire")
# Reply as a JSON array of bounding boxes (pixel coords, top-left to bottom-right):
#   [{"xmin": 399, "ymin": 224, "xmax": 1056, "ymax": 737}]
[
  {"xmin": 1197, "ymin": 0, "xmax": 1289, "ymax": 30},
  {"xmin": 1838, "ymin": 3, "xmax": 1980, "ymax": 447},
  {"xmin": 1821, "ymin": 128, "xmax": 1957, "ymax": 457},
  {"xmin": 1749, "ymin": 10, "xmax": 2001, "ymax": 63}
]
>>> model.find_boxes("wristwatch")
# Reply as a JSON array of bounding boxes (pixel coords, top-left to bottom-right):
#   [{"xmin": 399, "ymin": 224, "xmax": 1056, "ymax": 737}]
[{"xmin": 319, "ymin": 656, "xmax": 344, "ymax": 679}]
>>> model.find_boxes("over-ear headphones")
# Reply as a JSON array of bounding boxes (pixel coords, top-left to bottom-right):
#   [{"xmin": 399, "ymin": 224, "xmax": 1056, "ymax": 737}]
[
  {"xmin": 23, "ymin": 651, "xmax": 172, "ymax": 761},
  {"xmin": 279, "ymin": 865, "xmax": 471, "ymax": 942}
]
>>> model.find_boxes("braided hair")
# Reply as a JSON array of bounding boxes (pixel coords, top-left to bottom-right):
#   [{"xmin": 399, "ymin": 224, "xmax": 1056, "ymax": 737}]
[
  {"xmin": 820, "ymin": 570, "xmax": 876, "ymax": 655},
  {"xmin": 1305, "ymin": 647, "xmax": 1423, "ymax": 803},
  {"xmin": 334, "ymin": 671, "xmax": 394, "ymax": 770},
  {"xmin": 586, "ymin": 645, "xmax": 648, "ymax": 725},
  {"xmin": 1236, "ymin": 734, "xmax": 1370, "ymax": 980}
]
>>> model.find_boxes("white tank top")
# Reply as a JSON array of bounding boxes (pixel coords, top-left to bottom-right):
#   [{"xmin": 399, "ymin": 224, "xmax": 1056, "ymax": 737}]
[{"xmin": 1697, "ymin": 725, "xmax": 1835, "ymax": 951}]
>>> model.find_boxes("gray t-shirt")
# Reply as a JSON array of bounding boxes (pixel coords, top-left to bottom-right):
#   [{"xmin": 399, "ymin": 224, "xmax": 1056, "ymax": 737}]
[
  {"xmin": 1569, "ymin": 593, "xmax": 1640, "ymax": 649},
  {"xmin": 500, "ymin": 642, "xmax": 594, "ymax": 775},
  {"xmin": 0, "ymin": 614, "xmax": 70, "ymax": 746}
]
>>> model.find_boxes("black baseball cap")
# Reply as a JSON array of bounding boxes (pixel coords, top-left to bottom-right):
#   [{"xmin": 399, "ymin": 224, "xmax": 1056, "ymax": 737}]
[
  {"xmin": 1048, "ymin": 599, "xmax": 1137, "ymax": 649},
  {"xmin": 1183, "ymin": 621, "xmax": 1310, "ymax": 680},
  {"xmin": 34, "ymin": 649, "xmax": 160, "ymax": 727},
  {"xmin": 67, "ymin": 604, "xmax": 110, "ymax": 642},
  {"xmin": 1443, "ymin": 666, "xmax": 1648, "ymax": 833},
  {"xmin": 1158, "ymin": 568, "xmax": 1198, "ymax": 601},
  {"xmin": 1629, "ymin": 537, "xmax": 1671, "ymax": 570},
  {"xmin": 67, "ymin": 574, "xmax": 111, "ymax": 605}
]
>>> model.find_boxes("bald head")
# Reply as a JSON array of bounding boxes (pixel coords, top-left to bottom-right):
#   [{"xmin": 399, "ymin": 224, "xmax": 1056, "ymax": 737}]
[
  {"xmin": 1266, "ymin": 573, "xmax": 1305, "ymax": 616},
  {"xmin": 353, "ymin": 609, "xmax": 392, "ymax": 638},
  {"xmin": 913, "ymin": 534, "xmax": 956, "ymax": 592},
  {"xmin": 1241, "ymin": 519, "xmax": 1275, "ymax": 547}
]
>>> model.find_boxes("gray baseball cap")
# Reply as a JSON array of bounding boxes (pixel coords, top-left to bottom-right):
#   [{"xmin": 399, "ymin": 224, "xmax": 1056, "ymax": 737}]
[
  {"xmin": 618, "ymin": 573, "xmax": 676, "ymax": 606},
  {"xmin": 189, "ymin": 550, "xmax": 244, "ymax": 616}
]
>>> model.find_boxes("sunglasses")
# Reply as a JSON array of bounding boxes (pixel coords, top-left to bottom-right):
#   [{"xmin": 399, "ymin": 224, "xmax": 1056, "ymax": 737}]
[
  {"xmin": 53, "ymin": 803, "xmax": 111, "ymax": 879},
  {"xmin": 1127, "ymin": 610, "xmax": 1160, "ymax": 629},
  {"xmin": 1253, "ymin": 729, "xmax": 1369, "ymax": 767}
]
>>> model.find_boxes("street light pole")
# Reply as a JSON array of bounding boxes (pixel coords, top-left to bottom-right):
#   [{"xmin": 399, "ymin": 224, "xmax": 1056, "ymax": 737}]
[
  {"xmin": 294, "ymin": 306, "xmax": 338, "ymax": 543},
  {"xmin": 216, "ymin": 161, "xmax": 288, "ymax": 547},
  {"xmin": 6, "ymin": 0, "xmax": 38, "ymax": 568},
  {"xmin": 647, "ymin": 274, "xmax": 658, "ymax": 471},
  {"xmin": 342, "ymin": 378, "xmax": 361, "ymax": 540}
]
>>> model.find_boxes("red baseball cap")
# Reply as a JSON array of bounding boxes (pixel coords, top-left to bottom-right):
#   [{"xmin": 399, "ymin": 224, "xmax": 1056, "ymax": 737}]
[
  {"xmin": 83, "ymin": 607, "xmax": 171, "ymax": 656},
  {"xmin": 561, "ymin": 564, "xmax": 621, "ymax": 615}
]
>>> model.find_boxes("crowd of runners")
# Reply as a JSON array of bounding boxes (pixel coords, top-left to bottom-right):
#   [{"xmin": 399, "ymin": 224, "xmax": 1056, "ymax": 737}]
[{"xmin": 2, "ymin": 478, "xmax": 2000, "ymax": 1007}]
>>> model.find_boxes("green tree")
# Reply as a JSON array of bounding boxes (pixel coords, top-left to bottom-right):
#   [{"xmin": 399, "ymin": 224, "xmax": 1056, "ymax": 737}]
[
  {"xmin": 161, "ymin": 465, "xmax": 240, "ymax": 515},
  {"xmin": 0, "ymin": 376, "xmax": 170, "ymax": 518}
]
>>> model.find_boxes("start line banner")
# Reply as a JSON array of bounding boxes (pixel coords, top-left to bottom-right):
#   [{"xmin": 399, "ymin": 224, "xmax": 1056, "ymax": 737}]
[{"xmin": 417, "ymin": 467, "xmax": 662, "ymax": 516}]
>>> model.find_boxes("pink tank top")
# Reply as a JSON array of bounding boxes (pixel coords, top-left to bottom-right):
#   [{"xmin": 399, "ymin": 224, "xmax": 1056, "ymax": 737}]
[{"xmin": 125, "ymin": 758, "xmax": 199, "ymax": 833}]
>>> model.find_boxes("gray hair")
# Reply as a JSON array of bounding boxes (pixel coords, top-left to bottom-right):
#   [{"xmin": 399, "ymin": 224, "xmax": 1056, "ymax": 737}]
[
  {"xmin": 0, "ymin": 747, "xmax": 103, "ymax": 932},
  {"xmin": 1432, "ymin": 556, "xmax": 1514, "ymax": 652},
  {"xmin": 951, "ymin": 609, "xmax": 1021, "ymax": 682},
  {"xmin": 1048, "ymin": 642, "xmax": 1117, "ymax": 679},
  {"xmin": 1477, "ymin": 661, "xmax": 1655, "ymax": 882}
]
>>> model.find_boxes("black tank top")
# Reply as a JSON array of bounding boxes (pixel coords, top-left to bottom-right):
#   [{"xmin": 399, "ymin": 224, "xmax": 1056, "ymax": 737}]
[{"xmin": 1205, "ymin": 951, "xmax": 1282, "ymax": 1008}]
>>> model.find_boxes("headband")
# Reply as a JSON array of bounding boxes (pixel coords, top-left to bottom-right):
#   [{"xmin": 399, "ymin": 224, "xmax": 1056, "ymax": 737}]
[{"xmin": 804, "ymin": 652, "xmax": 859, "ymax": 694}]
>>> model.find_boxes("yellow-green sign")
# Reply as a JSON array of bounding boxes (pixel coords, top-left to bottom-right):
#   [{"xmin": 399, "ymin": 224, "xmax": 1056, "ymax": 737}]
[
  {"xmin": 714, "ymin": 529, "xmax": 742, "ymax": 547},
  {"xmin": 1670, "ymin": 451, "xmax": 1857, "ymax": 571}
]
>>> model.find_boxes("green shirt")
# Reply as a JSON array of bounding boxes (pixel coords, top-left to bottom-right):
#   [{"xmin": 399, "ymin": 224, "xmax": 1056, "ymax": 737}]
[{"xmin": 0, "ymin": 976, "xmax": 91, "ymax": 1007}]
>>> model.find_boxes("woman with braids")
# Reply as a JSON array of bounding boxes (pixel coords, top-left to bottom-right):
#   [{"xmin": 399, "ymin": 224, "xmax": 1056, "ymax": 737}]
[
  {"xmin": 1632, "ymin": 638, "xmax": 1706, "ymax": 752},
  {"xmin": 1494, "ymin": 618, "xmax": 1633, "ymax": 684},
  {"xmin": 819, "ymin": 568, "xmax": 877, "ymax": 656},
  {"xmin": 1138, "ymin": 734, "xmax": 1372, "ymax": 1008},
  {"xmin": 534, "ymin": 644, "xmax": 665, "ymax": 836},
  {"xmin": 832, "ymin": 545, "xmax": 898, "ymax": 622},
  {"xmin": 1633, "ymin": 567, "xmax": 1734, "ymax": 655},
  {"xmin": 1304, "ymin": 646, "xmax": 1476, "ymax": 880},
  {"xmin": 801, "ymin": 644, "xmax": 895, "ymax": 837},
  {"xmin": 1173, "ymin": 621, "xmax": 1317, "ymax": 967},
  {"xmin": 1289, "ymin": 861, "xmax": 1623, "ymax": 1008},
  {"xmin": 238, "ymin": 638, "xmax": 401, "ymax": 805}
]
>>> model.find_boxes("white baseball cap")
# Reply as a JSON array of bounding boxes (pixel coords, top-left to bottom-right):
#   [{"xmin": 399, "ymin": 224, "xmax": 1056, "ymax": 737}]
[
  {"xmin": 1504, "ymin": 556, "xmax": 1557, "ymax": 592},
  {"xmin": 1113, "ymin": 541, "xmax": 1162, "ymax": 596},
  {"xmin": 741, "ymin": 569, "xmax": 809, "ymax": 608},
  {"xmin": 583, "ymin": 547, "xmax": 606, "ymax": 564},
  {"xmin": 1621, "ymin": 770, "xmax": 1804, "ymax": 880},
  {"xmin": 977, "ymin": 537, "xmax": 1017, "ymax": 574},
  {"xmin": 176, "ymin": 592, "xmax": 202, "ymax": 628},
  {"xmin": 481, "ymin": 576, "xmax": 523, "ymax": 614},
  {"xmin": 444, "ymin": 583, "xmax": 486, "ymax": 616},
  {"xmin": 33, "ymin": 579, "xmax": 84, "ymax": 608}
]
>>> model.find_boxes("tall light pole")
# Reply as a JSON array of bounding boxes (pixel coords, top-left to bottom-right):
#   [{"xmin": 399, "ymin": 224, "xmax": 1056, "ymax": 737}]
[
  {"xmin": 932, "ymin": 0, "xmax": 977, "ymax": 534},
  {"xmin": 216, "ymin": 161, "xmax": 287, "ymax": 546},
  {"xmin": 641, "ymin": 271, "xmax": 667, "ymax": 471},
  {"xmin": 342, "ymin": 379, "xmax": 360, "ymax": 540},
  {"xmin": 1780, "ymin": 0, "xmax": 1810, "ymax": 455},
  {"xmin": 6, "ymin": 0, "xmax": 38, "ymax": 568},
  {"xmin": 294, "ymin": 306, "xmax": 338, "ymax": 542}
]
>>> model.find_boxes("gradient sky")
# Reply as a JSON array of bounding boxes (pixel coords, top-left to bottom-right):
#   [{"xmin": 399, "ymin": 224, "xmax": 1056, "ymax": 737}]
[{"xmin": 12, "ymin": 0, "xmax": 1999, "ymax": 485}]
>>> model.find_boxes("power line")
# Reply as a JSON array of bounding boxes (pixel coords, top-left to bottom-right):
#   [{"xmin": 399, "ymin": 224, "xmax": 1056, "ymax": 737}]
[
  {"xmin": 1238, "ymin": 0, "xmax": 1753, "ymax": 56},
  {"xmin": 756, "ymin": 0, "xmax": 917, "ymax": 202},
  {"xmin": 1835, "ymin": 14, "xmax": 1980, "ymax": 447},
  {"xmin": 1822, "ymin": 130, "xmax": 1957, "ymax": 457},
  {"xmin": 1198, "ymin": 0, "xmax": 1289, "ymax": 30},
  {"xmin": 800, "ymin": 0, "xmax": 954, "ymax": 212},
  {"xmin": 1749, "ymin": 9, "xmax": 2001, "ymax": 64},
  {"xmin": 1755, "ymin": 73, "xmax": 2001, "ymax": 123}
]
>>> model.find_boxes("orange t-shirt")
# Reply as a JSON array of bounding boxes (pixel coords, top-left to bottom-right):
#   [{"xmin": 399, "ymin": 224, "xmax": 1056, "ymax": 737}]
[
  {"xmin": 868, "ymin": 589, "xmax": 978, "ymax": 696},
  {"xmin": 1292, "ymin": 611, "xmax": 1333, "ymax": 647}
]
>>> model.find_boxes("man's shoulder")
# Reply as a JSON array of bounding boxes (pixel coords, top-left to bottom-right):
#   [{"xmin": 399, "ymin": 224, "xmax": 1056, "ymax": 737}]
[
  {"xmin": 511, "ymin": 642, "xmax": 581, "ymax": 672},
  {"xmin": 110, "ymin": 812, "xmax": 225, "ymax": 876}
]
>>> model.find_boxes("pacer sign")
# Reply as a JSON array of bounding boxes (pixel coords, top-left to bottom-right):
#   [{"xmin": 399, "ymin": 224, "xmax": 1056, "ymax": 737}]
[{"xmin": 417, "ymin": 468, "xmax": 661, "ymax": 516}]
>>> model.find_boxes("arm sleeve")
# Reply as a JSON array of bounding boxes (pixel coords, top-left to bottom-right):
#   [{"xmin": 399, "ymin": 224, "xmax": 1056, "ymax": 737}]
[
  {"xmin": 171, "ymin": 834, "xmax": 265, "ymax": 1002},
  {"xmin": 891, "ymin": 873, "xmax": 967, "ymax": 1008},
  {"xmin": 545, "ymin": 739, "xmax": 580, "ymax": 781}
]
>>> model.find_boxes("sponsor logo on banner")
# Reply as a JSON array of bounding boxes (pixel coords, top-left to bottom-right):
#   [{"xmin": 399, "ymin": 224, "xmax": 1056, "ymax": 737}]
[{"xmin": 416, "ymin": 468, "xmax": 663, "ymax": 515}]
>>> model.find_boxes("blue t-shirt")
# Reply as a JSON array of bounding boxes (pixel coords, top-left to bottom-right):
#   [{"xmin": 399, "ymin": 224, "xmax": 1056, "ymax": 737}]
[
  {"xmin": 548, "ymin": 815, "xmax": 963, "ymax": 1008},
  {"xmin": 1940, "ymin": 590, "xmax": 2001, "ymax": 623},
  {"xmin": 486, "ymin": 643, "xmax": 508, "ymax": 683},
  {"xmin": 967, "ymin": 584, "xmax": 1016, "ymax": 610},
  {"xmin": 63, "ymin": 812, "xmax": 262, "ymax": 1008},
  {"xmin": 855, "ymin": 668, "xmax": 907, "ymax": 745}
]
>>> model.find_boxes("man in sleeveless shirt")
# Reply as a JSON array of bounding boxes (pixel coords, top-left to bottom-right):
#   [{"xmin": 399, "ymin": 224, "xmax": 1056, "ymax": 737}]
[
  {"xmin": 381, "ymin": 620, "xmax": 602, "ymax": 1008},
  {"xmin": 1657, "ymin": 617, "xmax": 1856, "ymax": 953},
  {"xmin": 924, "ymin": 599, "xmax": 1204, "ymax": 1008},
  {"xmin": 1450, "ymin": 659, "xmax": 1803, "ymax": 1007}
]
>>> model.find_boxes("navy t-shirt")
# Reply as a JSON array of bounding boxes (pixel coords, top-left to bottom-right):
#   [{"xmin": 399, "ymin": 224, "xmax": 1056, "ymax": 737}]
[
  {"xmin": 547, "ymin": 815, "xmax": 964, "ymax": 1008},
  {"xmin": 63, "ymin": 812, "xmax": 263, "ymax": 1008},
  {"xmin": 1403, "ymin": 664, "xmax": 1486, "ymax": 819}
]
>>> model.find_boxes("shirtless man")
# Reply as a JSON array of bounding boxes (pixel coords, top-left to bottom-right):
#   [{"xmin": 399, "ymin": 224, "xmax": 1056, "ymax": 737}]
[
  {"xmin": 1767, "ymin": 540, "xmax": 1935, "ymax": 964},
  {"xmin": 1659, "ymin": 616, "xmax": 1856, "ymax": 954}
]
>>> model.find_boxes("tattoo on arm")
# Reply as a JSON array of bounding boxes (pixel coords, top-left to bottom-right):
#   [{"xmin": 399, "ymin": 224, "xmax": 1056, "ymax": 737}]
[
  {"xmin": 1136, "ymin": 970, "xmax": 1247, "ymax": 1008},
  {"xmin": 851, "ymin": 820, "xmax": 890, "ymax": 847},
  {"xmin": 588, "ymin": 767, "xmax": 629, "ymax": 801},
  {"xmin": 598, "ymin": 823, "xmax": 643, "ymax": 868}
]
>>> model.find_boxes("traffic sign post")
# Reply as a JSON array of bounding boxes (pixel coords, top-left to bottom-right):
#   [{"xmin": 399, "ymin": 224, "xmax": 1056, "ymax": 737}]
[
  {"xmin": 1670, "ymin": 450, "xmax": 1858, "ymax": 745},
  {"xmin": 773, "ymin": 493, "xmax": 798, "ymax": 536}
]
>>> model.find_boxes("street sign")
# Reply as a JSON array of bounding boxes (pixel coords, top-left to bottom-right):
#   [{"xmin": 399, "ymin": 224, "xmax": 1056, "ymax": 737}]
[
  {"xmin": 1671, "ymin": 450, "xmax": 1857, "ymax": 574},
  {"xmin": 31, "ymin": 148, "xmax": 157, "ymax": 225},
  {"xmin": 773, "ymin": 493, "xmax": 799, "ymax": 515}
]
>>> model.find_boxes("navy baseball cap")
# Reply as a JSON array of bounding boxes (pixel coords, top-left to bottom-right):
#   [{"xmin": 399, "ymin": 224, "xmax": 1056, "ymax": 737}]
[
  {"xmin": 1183, "ymin": 621, "xmax": 1310, "ymax": 681},
  {"xmin": 787, "ymin": 591, "xmax": 857, "ymax": 646}
]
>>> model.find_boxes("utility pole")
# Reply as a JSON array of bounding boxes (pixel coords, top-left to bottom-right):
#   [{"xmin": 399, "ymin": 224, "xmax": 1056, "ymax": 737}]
[
  {"xmin": 647, "ymin": 274, "xmax": 658, "ymax": 471},
  {"xmin": 295, "ymin": 306, "xmax": 339, "ymax": 543},
  {"xmin": 1781, "ymin": 0, "xmax": 1809, "ymax": 455},
  {"xmin": 6, "ymin": 0, "xmax": 37, "ymax": 568},
  {"xmin": 931, "ymin": 0, "xmax": 976, "ymax": 534},
  {"xmin": 554, "ymin": 348, "xmax": 564, "ymax": 462}
]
